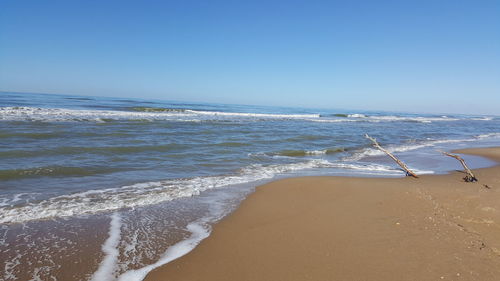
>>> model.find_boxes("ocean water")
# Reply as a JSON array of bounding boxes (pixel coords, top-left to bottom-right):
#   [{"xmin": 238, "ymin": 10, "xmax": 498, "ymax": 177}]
[{"xmin": 1, "ymin": 92, "xmax": 499, "ymax": 280}]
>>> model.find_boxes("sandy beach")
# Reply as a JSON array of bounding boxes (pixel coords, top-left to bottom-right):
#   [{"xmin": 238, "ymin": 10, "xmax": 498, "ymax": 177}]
[{"xmin": 146, "ymin": 147, "xmax": 500, "ymax": 281}]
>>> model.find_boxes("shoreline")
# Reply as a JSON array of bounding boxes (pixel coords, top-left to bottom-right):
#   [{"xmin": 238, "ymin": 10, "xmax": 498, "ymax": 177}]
[{"xmin": 145, "ymin": 147, "xmax": 500, "ymax": 281}]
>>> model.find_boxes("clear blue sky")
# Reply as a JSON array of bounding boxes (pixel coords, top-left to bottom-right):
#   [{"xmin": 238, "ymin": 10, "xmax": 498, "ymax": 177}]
[{"xmin": 1, "ymin": 0, "xmax": 499, "ymax": 114}]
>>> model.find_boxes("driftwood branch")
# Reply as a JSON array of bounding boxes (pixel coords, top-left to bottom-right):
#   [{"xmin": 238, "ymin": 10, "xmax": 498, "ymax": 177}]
[
  {"xmin": 439, "ymin": 151, "xmax": 478, "ymax": 182},
  {"xmin": 365, "ymin": 134, "xmax": 418, "ymax": 178}
]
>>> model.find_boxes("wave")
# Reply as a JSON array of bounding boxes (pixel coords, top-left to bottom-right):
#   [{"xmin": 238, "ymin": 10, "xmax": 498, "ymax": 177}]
[
  {"xmin": 0, "ymin": 107, "xmax": 191, "ymax": 122},
  {"xmin": 0, "ymin": 144, "xmax": 182, "ymax": 159},
  {"xmin": 0, "ymin": 160, "xmax": 332, "ymax": 224},
  {"xmin": 330, "ymin": 162, "xmax": 433, "ymax": 175},
  {"xmin": 0, "ymin": 165, "xmax": 123, "ymax": 180},
  {"xmin": 345, "ymin": 133, "xmax": 500, "ymax": 161},
  {"xmin": 345, "ymin": 115, "xmax": 460, "ymax": 123},
  {"xmin": 363, "ymin": 114, "xmax": 495, "ymax": 123},
  {"xmin": 253, "ymin": 148, "xmax": 345, "ymax": 157},
  {"xmin": 316, "ymin": 113, "xmax": 474, "ymax": 123},
  {"xmin": 128, "ymin": 107, "xmax": 186, "ymax": 113},
  {"xmin": 0, "ymin": 157, "xmax": 428, "ymax": 224},
  {"xmin": 184, "ymin": 109, "xmax": 319, "ymax": 119},
  {"xmin": 305, "ymin": 118, "xmax": 359, "ymax": 123},
  {"xmin": 347, "ymin": 114, "xmax": 367, "ymax": 118},
  {"xmin": 471, "ymin": 117, "xmax": 495, "ymax": 121},
  {"xmin": 0, "ymin": 193, "xmax": 39, "ymax": 207},
  {"xmin": 320, "ymin": 113, "xmax": 367, "ymax": 118},
  {"xmin": 1, "ymin": 106, "xmax": 494, "ymax": 124},
  {"xmin": 369, "ymin": 115, "xmax": 459, "ymax": 123},
  {"xmin": 0, "ymin": 107, "xmax": 319, "ymax": 123},
  {"xmin": 323, "ymin": 113, "xmax": 348, "ymax": 118},
  {"xmin": 307, "ymin": 116, "xmax": 459, "ymax": 123},
  {"xmin": 477, "ymin": 132, "xmax": 500, "ymax": 139},
  {"xmin": 317, "ymin": 113, "xmax": 483, "ymax": 123}
]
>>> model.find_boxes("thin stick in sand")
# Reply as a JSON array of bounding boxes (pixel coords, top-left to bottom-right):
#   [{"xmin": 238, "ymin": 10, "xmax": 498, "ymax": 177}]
[
  {"xmin": 365, "ymin": 134, "xmax": 418, "ymax": 178},
  {"xmin": 439, "ymin": 150, "xmax": 478, "ymax": 182}
]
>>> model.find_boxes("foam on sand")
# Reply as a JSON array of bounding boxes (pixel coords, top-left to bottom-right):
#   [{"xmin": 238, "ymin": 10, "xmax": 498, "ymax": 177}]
[
  {"xmin": 116, "ymin": 221, "xmax": 210, "ymax": 281},
  {"xmin": 90, "ymin": 212, "xmax": 122, "ymax": 281}
]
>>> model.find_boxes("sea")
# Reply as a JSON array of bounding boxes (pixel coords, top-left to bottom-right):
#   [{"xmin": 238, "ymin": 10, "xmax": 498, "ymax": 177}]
[{"xmin": 1, "ymin": 92, "xmax": 499, "ymax": 280}]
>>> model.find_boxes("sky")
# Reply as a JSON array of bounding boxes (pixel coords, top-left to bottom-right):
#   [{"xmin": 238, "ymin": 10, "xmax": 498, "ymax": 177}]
[{"xmin": 0, "ymin": 0, "xmax": 499, "ymax": 115}]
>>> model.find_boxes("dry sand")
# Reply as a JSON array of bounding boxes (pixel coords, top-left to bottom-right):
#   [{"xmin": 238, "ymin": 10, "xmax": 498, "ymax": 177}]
[{"xmin": 145, "ymin": 147, "xmax": 500, "ymax": 281}]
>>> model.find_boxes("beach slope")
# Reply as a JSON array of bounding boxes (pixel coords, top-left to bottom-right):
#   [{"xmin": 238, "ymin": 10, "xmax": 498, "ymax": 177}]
[{"xmin": 146, "ymin": 147, "xmax": 500, "ymax": 281}]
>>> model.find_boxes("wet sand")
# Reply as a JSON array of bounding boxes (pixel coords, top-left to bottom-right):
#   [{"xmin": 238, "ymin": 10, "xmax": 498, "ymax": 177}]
[{"xmin": 146, "ymin": 147, "xmax": 500, "ymax": 281}]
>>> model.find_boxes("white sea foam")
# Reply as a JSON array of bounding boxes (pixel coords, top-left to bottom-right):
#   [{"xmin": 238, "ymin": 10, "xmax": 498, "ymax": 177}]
[
  {"xmin": 4, "ymin": 253, "xmax": 21, "ymax": 281},
  {"xmin": 305, "ymin": 118, "xmax": 358, "ymax": 123},
  {"xmin": 367, "ymin": 115, "xmax": 459, "ymax": 122},
  {"xmin": 185, "ymin": 109, "xmax": 319, "ymax": 119},
  {"xmin": 0, "ymin": 156, "xmax": 430, "ymax": 225},
  {"xmin": 0, "ymin": 193, "xmax": 39, "ymax": 207},
  {"xmin": 347, "ymin": 114, "xmax": 367, "ymax": 118},
  {"xmin": 350, "ymin": 115, "xmax": 461, "ymax": 123},
  {"xmin": 346, "ymin": 145, "xmax": 425, "ymax": 161},
  {"xmin": 330, "ymin": 163, "xmax": 398, "ymax": 173},
  {"xmin": 90, "ymin": 212, "xmax": 122, "ymax": 281},
  {"xmin": 471, "ymin": 117, "xmax": 494, "ymax": 121},
  {"xmin": 2, "ymin": 106, "xmax": 491, "ymax": 123},
  {"xmin": 305, "ymin": 150, "xmax": 330, "ymax": 155},
  {"xmin": 249, "ymin": 149, "xmax": 343, "ymax": 158},
  {"xmin": 0, "ymin": 107, "xmax": 188, "ymax": 122},
  {"xmin": 0, "ymin": 198, "xmax": 9, "ymax": 207},
  {"xmin": 116, "ymin": 221, "xmax": 210, "ymax": 281},
  {"xmin": 307, "ymin": 115, "xmax": 463, "ymax": 123},
  {"xmin": 0, "ymin": 160, "xmax": 333, "ymax": 224},
  {"xmin": 329, "ymin": 163, "xmax": 433, "ymax": 175},
  {"xmin": 477, "ymin": 132, "xmax": 500, "ymax": 139},
  {"xmin": 347, "ymin": 142, "xmax": 440, "ymax": 161},
  {"xmin": 346, "ymin": 133, "xmax": 500, "ymax": 161},
  {"xmin": 0, "ymin": 106, "xmax": 318, "ymax": 123}
]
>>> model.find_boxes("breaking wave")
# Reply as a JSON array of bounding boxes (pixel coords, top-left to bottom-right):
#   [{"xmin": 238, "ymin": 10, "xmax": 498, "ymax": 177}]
[
  {"xmin": 128, "ymin": 107, "xmax": 186, "ymax": 113},
  {"xmin": 345, "ymin": 133, "xmax": 500, "ymax": 161},
  {"xmin": 1, "ymin": 106, "xmax": 492, "ymax": 123},
  {"xmin": 0, "ymin": 158, "xmax": 431, "ymax": 224},
  {"xmin": 251, "ymin": 148, "xmax": 345, "ymax": 158},
  {"xmin": 0, "ymin": 107, "xmax": 319, "ymax": 123}
]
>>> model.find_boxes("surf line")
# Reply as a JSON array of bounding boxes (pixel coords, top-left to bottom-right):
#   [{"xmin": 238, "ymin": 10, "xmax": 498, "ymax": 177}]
[
  {"xmin": 90, "ymin": 212, "xmax": 122, "ymax": 281},
  {"xmin": 116, "ymin": 221, "xmax": 210, "ymax": 281}
]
